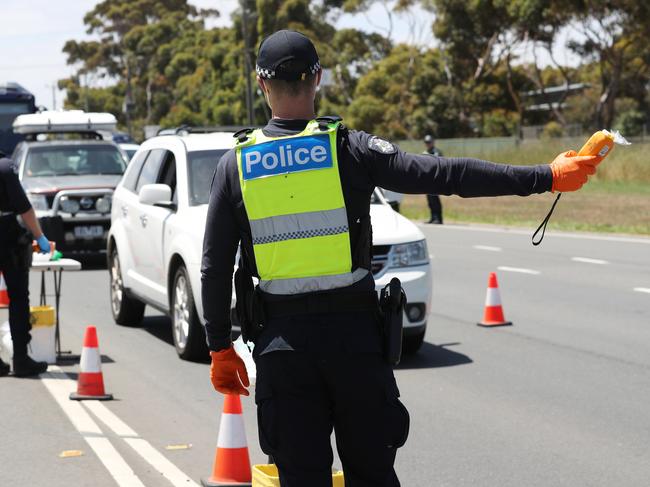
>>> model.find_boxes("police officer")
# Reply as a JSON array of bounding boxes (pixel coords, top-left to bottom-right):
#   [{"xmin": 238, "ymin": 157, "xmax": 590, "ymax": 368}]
[
  {"xmin": 423, "ymin": 134, "xmax": 444, "ymax": 224},
  {"xmin": 201, "ymin": 30, "xmax": 599, "ymax": 487},
  {"xmin": 0, "ymin": 151, "xmax": 50, "ymax": 377}
]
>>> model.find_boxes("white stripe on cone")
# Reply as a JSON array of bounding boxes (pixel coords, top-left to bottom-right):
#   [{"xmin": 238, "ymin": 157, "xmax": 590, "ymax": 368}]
[
  {"xmin": 484, "ymin": 287, "xmax": 502, "ymax": 307},
  {"xmin": 80, "ymin": 346, "xmax": 102, "ymax": 373},
  {"xmin": 216, "ymin": 413, "xmax": 248, "ymax": 449}
]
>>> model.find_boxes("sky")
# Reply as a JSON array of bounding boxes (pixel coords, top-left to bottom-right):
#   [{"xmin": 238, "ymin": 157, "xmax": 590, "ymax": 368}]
[{"xmin": 1, "ymin": 1, "xmax": 579, "ymax": 111}]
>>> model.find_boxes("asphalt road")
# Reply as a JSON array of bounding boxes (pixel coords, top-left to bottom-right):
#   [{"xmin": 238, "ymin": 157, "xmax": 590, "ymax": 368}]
[{"xmin": 1, "ymin": 223, "xmax": 649, "ymax": 486}]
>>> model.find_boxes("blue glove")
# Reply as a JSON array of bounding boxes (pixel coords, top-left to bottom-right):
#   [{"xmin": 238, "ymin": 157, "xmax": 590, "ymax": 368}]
[{"xmin": 36, "ymin": 235, "xmax": 50, "ymax": 254}]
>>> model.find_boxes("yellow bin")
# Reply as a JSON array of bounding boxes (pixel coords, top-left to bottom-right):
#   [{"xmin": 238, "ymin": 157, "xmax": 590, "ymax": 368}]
[
  {"xmin": 252, "ymin": 464, "xmax": 344, "ymax": 487},
  {"xmin": 29, "ymin": 305, "xmax": 56, "ymax": 364}
]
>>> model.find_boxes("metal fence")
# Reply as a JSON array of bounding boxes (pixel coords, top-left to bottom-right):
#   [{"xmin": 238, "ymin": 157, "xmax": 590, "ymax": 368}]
[{"xmin": 399, "ymin": 131, "xmax": 650, "ymax": 157}]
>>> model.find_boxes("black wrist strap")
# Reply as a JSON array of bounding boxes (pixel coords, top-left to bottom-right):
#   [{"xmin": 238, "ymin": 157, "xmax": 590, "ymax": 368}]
[{"xmin": 532, "ymin": 193, "xmax": 562, "ymax": 246}]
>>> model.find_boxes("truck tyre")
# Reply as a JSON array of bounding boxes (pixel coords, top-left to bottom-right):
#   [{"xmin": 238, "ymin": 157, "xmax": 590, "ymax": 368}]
[
  {"xmin": 110, "ymin": 247, "xmax": 145, "ymax": 326},
  {"xmin": 171, "ymin": 265, "xmax": 208, "ymax": 361}
]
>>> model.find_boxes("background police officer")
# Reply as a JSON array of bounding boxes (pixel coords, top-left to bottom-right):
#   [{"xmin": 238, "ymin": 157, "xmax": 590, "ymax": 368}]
[
  {"xmin": 201, "ymin": 30, "xmax": 599, "ymax": 487},
  {"xmin": 0, "ymin": 151, "xmax": 50, "ymax": 377},
  {"xmin": 423, "ymin": 134, "xmax": 444, "ymax": 224}
]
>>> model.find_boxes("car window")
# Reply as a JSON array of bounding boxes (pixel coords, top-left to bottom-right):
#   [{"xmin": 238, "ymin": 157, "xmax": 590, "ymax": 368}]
[
  {"xmin": 187, "ymin": 149, "xmax": 227, "ymax": 206},
  {"xmin": 157, "ymin": 151, "xmax": 177, "ymax": 202},
  {"xmin": 24, "ymin": 145, "xmax": 126, "ymax": 177},
  {"xmin": 135, "ymin": 148, "xmax": 166, "ymax": 193},
  {"xmin": 124, "ymin": 149, "xmax": 137, "ymax": 161},
  {"xmin": 11, "ymin": 144, "xmax": 24, "ymax": 166},
  {"xmin": 122, "ymin": 150, "xmax": 148, "ymax": 193}
]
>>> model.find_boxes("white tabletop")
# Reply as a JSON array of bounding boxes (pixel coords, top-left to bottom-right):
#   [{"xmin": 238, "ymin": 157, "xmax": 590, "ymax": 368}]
[{"xmin": 30, "ymin": 258, "xmax": 82, "ymax": 272}]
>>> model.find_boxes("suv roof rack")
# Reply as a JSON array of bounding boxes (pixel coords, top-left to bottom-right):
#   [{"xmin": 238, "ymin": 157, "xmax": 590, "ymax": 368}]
[
  {"xmin": 24, "ymin": 132, "xmax": 105, "ymax": 141},
  {"xmin": 13, "ymin": 110, "xmax": 118, "ymax": 135},
  {"xmin": 157, "ymin": 125, "xmax": 259, "ymax": 136}
]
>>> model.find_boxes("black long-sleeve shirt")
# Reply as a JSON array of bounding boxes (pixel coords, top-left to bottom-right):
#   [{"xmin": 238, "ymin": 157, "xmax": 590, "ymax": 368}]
[
  {"xmin": 0, "ymin": 157, "xmax": 31, "ymax": 215},
  {"xmin": 201, "ymin": 119, "xmax": 552, "ymax": 351},
  {"xmin": 0, "ymin": 157, "xmax": 32, "ymax": 250}
]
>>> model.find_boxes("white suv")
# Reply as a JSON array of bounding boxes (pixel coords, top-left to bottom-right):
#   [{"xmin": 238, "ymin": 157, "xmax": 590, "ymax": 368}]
[{"xmin": 108, "ymin": 130, "xmax": 432, "ymax": 361}]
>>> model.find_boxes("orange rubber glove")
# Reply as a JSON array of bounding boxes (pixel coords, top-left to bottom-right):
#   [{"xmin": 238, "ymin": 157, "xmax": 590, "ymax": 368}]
[
  {"xmin": 549, "ymin": 150, "xmax": 599, "ymax": 192},
  {"xmin": 210, "ymin": 346, "xmax": 250, "ymax": 396}
]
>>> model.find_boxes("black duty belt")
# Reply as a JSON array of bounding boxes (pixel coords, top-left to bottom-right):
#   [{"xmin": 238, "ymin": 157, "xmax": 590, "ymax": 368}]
[{"xmin": 263, "ymin": 290, "xmax": 378, "ymax": 318}]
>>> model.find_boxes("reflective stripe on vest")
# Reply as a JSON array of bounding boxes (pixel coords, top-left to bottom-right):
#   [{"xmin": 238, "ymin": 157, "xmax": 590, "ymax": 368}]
[{"xmin": 236, "ymin": 120, "xmax": 368, "ymax": 295}]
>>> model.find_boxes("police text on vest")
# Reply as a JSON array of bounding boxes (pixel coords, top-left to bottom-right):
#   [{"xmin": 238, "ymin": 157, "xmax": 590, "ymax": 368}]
[{"xmin": 241, "ymin": 134, "xmax": 333, "ymax": 180}]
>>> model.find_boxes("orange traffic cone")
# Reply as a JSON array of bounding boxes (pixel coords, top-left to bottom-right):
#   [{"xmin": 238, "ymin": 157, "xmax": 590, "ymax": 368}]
[
  {"xmin": 201, "ymin": 394, "xmax": 252, "ymax": 486},
  {"xmin": 0, "ymin": 273, "xmax": 9, "ymax": 308},
  {"xmin": 69, "ymin": 326, "xmax": 113, "ymax": 400},
  {"xmin": 477, "ymin": 272, "xmax": 512, "ymax": 327}
]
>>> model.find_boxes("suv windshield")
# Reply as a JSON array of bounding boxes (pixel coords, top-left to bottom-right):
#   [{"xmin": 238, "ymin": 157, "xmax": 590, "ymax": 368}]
[
  {"xmin": 188, "ymin": 149, "xmax": 227, "ymax": 205},
  {"xmin": 24, "ymin": 145, "xmax": 126, "ymax": 177}
]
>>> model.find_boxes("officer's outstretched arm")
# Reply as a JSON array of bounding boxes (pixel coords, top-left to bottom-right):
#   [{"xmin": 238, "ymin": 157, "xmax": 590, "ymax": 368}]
[{"xmin": 351, "ymin": 131, "xmax": 597, "ymax": 197}]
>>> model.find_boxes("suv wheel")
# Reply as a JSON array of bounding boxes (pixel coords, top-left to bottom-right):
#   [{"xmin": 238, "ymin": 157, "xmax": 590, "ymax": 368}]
[
  {"xmin": 110, "ymin": 247, "xmax": 145, "ymax": 325},
  {"xmin": 172, "ymin": 265, "xmax": 208, "ymax": 361}
]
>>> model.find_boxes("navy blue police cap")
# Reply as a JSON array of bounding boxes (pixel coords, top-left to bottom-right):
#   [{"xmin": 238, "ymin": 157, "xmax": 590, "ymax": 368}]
[{"xmin": 256, "ymin": 30, "xmax": 321, "ymax": 81}]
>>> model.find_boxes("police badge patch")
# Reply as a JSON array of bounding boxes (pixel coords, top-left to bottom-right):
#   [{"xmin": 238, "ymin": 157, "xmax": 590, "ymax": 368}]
[{"xmin": 368, "ymin": 136, "xmax": 396, "ymax": 154}]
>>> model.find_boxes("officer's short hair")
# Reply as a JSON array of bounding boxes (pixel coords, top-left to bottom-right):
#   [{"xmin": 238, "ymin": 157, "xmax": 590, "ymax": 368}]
[{"xmin": 264, "ymin": 60, "xmax": 318, "ymax": 97}]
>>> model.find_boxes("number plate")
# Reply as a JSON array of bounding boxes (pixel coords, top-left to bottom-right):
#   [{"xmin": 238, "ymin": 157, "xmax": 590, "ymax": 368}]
[{"xmin": 74, "ymin": 225, "xmax": 104, "ymax": 239}]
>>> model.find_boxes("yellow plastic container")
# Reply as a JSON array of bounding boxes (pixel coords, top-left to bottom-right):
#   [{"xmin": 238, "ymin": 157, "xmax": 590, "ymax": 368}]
[
  {"xmin": 252, "ymin": 464, "xmax": 344, "ymax": 487},
  {"xmin": 29, "ymin": 305, "xmax": 56, "ymax": 364},
  {"xmin": 30, "ymin": 305, "xmax": 55, "ymax": 326}
]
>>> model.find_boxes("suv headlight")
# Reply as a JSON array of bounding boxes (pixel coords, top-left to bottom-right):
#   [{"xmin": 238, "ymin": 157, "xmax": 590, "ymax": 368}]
[
  {"xmin": 388, "ymin": 240, "xmax": 429, "ymax": 268},
  {"xmin": 60, "ymin": 196, "xmax": 80, "ymax": 214},
  {"xmin": 95, "ymin": 196, "xmax": 112, "ymax": 213},
  {"xmin": 27, "ymin": 193, "xmax": 49, "ymax": 211}
]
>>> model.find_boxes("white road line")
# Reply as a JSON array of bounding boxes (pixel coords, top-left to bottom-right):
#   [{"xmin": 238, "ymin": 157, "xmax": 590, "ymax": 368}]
[
  {"xmin": 84, "ymin": 400, "xmax": 138, "ymax": 437},
  {"xmin": 41, "ymin": 369, "xmax": 103, "ymax": 436},
  {"xmin": 421, "ymin": 223, "xmax": 650, "ymax": 245},
  {"xmin": 84, "ymin": 437, "xmax": 146, "ymax": 487},
  {"xmin": 41, "ymin": 367, "xmax": 145, "ymax": 487},
  {"xmin": 473, "ymin": 245, "xmax": 502, "ymax": 252},
  {"xmin": 124, "ymin": 438, "xmax": 201, "ymax": 487},
  {"xmin": 497, "ymin": 266, "xmax": 541, "ymax": 275},
  {"xmin": 571, "ymin": 257, "xmax": 609, "ymax": 265},
  {"xmin": 42, "ymin": 367, "xmax": 200, "ymax": 487},
  {"xmin": 633, "ymin": 287, "xmax": 650, "ymax": 294},
  {"xmin": 82, "ymin": 389, "xmax": 201, "ymax": 487}
]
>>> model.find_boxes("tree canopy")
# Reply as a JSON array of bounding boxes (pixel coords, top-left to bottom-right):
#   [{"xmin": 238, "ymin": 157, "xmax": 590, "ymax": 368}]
[{"xmin": 60, "ymin": 0, "xmax": 650, "ymax": 140}]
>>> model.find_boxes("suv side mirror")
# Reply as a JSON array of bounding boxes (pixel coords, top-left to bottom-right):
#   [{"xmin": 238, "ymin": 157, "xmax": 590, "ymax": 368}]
[{"xmin": 139, "ymin": 184, "xmax": 173, "ymax": 209}]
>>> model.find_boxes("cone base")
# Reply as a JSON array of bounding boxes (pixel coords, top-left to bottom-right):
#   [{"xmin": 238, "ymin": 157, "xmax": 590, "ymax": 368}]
[
  {"xmin": 70, "ymin": 392, "xmax": 113, "ymax": 401},
  {"xmin": 477, "ymin": 321, "xmax": 512, "ymax": 327},
  {"xmin": 200, "ymin": 478, "xmax": 251, "ymax": 487}
]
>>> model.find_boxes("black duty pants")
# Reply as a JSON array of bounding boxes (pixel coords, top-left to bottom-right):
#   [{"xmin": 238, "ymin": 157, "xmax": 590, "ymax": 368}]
[
  {"xmin": 0, "ymin": 257, "xmax": 31, "ymax": 357},
  {"xmin": 254, "ymin": 311, "xmax": 409, "ymax": 487},
  {"xmin": 427, "ymin": 194, "xmax": 443, "ymax": 223}
]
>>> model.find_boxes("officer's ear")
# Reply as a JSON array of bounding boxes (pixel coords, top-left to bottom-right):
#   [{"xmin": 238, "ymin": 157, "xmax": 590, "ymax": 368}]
[
  {"xmin": 257, "ymin": 76, "xmax": 268, "ymax": 95},
  {"xmin": 257, "ymin": 76, "xmax": 273, "ymax": 109}
]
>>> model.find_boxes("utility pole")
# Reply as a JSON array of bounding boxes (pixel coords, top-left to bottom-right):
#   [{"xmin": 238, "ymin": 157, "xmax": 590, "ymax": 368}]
[
  {"xmin": 240, "ymin": 0, "xmax": 254, "ymax": 125},
  {"xmin": 82, "ymin": 73, "xmax": 90, "ymax": 112},
  {"xmin": 124, "ymin": 56, "xmax": 134, "ymax": 137},
  {"xmin": 45, "ymin": 83, "xmax": 56, "ymax": 110}
]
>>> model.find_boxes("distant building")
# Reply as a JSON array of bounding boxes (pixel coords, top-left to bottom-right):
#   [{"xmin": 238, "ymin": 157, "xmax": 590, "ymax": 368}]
[{"xmin": 521, "ymin": 83, "xmax": 589, "ymax": 138}]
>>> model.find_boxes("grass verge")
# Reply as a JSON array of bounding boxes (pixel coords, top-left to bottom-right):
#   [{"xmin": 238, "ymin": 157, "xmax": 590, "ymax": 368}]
[
  {"xmin": 397, "ymin": 137, "xmax": 650, "ymax": 235},
  {"xmin": 401, "ymin": 181, "xmax": 650, "ymax": 236}
]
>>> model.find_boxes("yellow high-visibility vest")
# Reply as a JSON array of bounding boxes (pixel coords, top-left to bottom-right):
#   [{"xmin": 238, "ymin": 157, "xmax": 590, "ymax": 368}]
[{"xmin": 235, "ymin": 120, "xmax": 368, "ymax": 295}]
